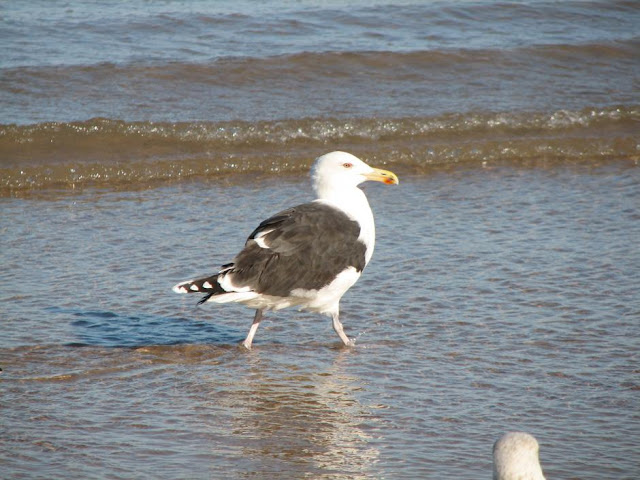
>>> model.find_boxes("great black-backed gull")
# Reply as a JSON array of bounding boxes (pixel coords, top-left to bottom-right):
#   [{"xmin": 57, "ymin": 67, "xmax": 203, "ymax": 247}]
[
  {"xmin": 493, "ymin": 432, "xmax": 546, "ymax": 480},
  {"xmin": 172, "ymin": 151, "xmax": 399, "ymax": 349}
]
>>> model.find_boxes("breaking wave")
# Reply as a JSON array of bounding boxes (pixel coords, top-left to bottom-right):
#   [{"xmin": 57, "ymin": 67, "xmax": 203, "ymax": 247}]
[{"xmin": 1, "ymin": 105, "xmax": 638, "ymax": 193}]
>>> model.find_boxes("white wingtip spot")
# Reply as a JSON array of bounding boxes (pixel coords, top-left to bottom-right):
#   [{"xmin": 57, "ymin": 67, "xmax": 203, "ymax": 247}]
[
  {"xmin": 189, "ymin": 284, "xmax": 200, "ymax": 291},
  {"xmin": 172, "ymin": 284, "xmax": 188, "ymax": 294},
  {"xmin": 203, "ymin": 281, "xmax": 213, "ymax": 289}
]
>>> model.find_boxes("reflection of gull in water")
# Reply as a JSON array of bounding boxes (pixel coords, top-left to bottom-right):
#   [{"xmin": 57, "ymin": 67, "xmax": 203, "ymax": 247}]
[
  {"xmin": 230, "ymin": 349, "xmax": 380, "ymax": 477},
  {"xmin": 493, "ymin": 432, "xmax": 546, "ymax": 480}
]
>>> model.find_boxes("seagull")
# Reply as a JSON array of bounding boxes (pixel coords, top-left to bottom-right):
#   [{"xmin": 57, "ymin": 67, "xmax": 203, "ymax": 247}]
[
  {"xmin": 172, "ymin": 151, "xmax": 399, "ymax": 349},
  {"xmin": 493, "ymin": 432, "xmax": 547, "ymax": 480}
]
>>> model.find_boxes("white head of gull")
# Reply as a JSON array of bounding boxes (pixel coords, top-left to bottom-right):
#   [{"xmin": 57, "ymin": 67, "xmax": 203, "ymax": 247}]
[
  {"xmin": 173, "ymin": 151, "xmax": 399, "ymax": 349},
  {"xmin": 493, "ymin": 432, "xmax": 546, "ymax": 480}
]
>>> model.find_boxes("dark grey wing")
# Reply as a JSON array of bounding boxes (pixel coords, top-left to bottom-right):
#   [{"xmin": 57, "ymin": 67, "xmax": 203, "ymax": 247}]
[{"xmin": 225, "ymin": 202, "xmax": 367, "ymax": 296}]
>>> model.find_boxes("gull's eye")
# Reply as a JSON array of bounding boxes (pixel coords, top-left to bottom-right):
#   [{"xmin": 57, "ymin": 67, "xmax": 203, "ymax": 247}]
[{"xmin": 342, "ymin": 162, "xmax": 353, "ymax": 168}]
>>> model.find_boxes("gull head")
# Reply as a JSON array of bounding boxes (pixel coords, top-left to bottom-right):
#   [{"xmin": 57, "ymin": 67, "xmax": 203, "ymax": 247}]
[{"xmin": 311, "ymin": 151, "xmax": 398, "ymax": 198}]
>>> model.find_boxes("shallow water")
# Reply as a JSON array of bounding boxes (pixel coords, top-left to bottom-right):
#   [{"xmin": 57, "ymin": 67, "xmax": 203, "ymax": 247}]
[
  {"xmin": 2, "ymin": 161, "xmax": 638, "ymax": 478},
  {"xmin": 2, "ymin": 0, "xmax": 639, "ymax": 476}
]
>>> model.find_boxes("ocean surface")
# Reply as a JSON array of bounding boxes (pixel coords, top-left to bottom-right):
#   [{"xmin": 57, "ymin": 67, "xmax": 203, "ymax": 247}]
[{"xmin": 1, "ymin": 0, "xmax": 639, "ymax": 478}]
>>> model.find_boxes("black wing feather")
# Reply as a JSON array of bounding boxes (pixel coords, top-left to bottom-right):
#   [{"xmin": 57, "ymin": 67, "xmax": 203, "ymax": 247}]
[{"xmin": 224, "ymin": 202, "xmax": 367, "ymax": 297}]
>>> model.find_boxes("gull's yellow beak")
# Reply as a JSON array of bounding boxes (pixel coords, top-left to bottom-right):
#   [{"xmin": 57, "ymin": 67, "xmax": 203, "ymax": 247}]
[{"xmin": 365, "ymin": 167, "xmax": 399, "ymax": 185}]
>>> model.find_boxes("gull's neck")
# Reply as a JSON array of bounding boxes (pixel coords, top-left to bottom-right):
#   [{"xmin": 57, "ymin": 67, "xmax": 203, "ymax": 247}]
[{"xmin": 314, "ymin": 182, "xmax": 376, "ymax": 265}]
